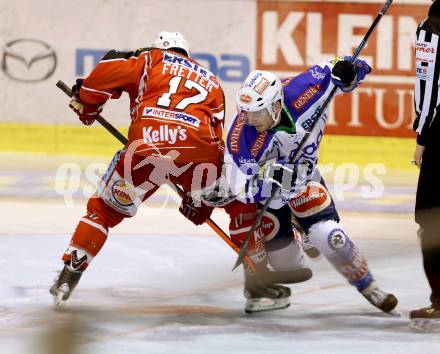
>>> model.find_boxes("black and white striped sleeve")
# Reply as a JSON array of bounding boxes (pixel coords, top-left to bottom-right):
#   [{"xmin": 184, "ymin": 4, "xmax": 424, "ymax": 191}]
[{"xmin": 414, "ymin": 22, "xmax": 440, "ymax": 145}]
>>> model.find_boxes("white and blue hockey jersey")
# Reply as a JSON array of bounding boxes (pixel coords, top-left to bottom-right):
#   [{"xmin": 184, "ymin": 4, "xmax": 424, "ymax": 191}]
[{"xmin": 224, "ymin": 59, "xmax": 342, "ymax": 208}]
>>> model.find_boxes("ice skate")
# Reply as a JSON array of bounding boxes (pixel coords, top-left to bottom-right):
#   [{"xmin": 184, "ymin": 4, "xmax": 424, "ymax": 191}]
[
  {"xmin": 360, "ymin": 281, "xmax": 398, "ymax": 314},
  {"xmin": 302, "ymin": 233, "xmax": 321, "ymax": 260},
  {"xmin": 244, "ymin": 270, "xmax": 291, "ymax": 313},
  {"xmin": 291, "ymin": 215, "xmax": 321, "ymax": 260},
  {"xmin": 409, "ymin": 306, "xmax": 440, "ymax": 332},
  {"xmin": 50, "ymin": 264, "xmax": 83, "ymax": 310}
]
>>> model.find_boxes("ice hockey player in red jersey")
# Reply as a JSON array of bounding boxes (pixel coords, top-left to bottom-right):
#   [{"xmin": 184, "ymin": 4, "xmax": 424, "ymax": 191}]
[{"xmin": 50, "ymin": 31, "xmax": 225, "ymax": 308}]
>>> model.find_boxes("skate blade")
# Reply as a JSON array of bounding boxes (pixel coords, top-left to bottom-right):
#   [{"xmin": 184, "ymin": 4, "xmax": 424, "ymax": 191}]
[
  {"xmin": 387, "ymin": 309, "xmax": 402, "ymax": 317},
  {"xmin": 408, "ymin": 318, "xmax": 440, "ymax": 333},
  {"xmin": 245, "ymin": 298, "xmax": 290, "ymax": 314},
  {"xmin": 304, "ymin": 248, "xmax": 322, "ymax": 260},
  {"xmin": 308, "ymin": 255, "xmax": 323, "ymax": 262},
  {"xmin": 53, "ymin": 292, "xmax": 67, "ymax": 311}
]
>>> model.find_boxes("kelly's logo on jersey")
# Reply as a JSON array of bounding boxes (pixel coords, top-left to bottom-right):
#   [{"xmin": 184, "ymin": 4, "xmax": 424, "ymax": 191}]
[
  {"xmin": 142, "ymin": 107, "xmax": 200, "ymax": 128},
  {"xmin": 143, "ymin": 125, "xmax": 187, "ymax": 145}
]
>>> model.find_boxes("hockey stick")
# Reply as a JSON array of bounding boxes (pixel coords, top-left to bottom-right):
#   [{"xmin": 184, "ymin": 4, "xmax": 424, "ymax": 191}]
[
  {"xmin": 56, "ymin": 81, "xmax": 314, "ymax": 284},
  {"xmin": 55, "ymin": 80, "xmax": 259, "ymax": 273},
  {"xmin": 233, "ymin": 0, "xmax": 394, "ymax": 270}
]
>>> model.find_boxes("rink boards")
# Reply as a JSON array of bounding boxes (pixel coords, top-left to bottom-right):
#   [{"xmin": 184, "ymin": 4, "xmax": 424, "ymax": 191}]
[{"xmin": 0, "ymin": 122, "xmax": 417, "ymax": 171}]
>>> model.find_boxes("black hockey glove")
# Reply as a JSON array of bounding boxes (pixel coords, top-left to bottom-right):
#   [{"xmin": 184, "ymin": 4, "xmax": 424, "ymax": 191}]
[
  {"xmin": 331, "ymin": 56, "xmax": 371, "ymax": 92},
  {"xmin": 331, "ymin": 60, "xmax": 356, "ymax": 86}
]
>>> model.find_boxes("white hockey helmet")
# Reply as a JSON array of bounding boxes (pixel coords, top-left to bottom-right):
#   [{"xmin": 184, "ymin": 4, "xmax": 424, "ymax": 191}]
[
  {"xmin": 236, "ymin": 70, "xmax": 284, "ymax": 128},
  {"xmin": 152, "ymin": 31, "xmax": 190, "ymax": 56}
]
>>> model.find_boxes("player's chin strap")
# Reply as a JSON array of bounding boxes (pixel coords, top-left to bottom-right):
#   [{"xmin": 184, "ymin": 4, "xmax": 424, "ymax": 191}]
[
  {"xmin": 232, "ymin": 0, "xmax": 395, "ymax": 271},
  {"xmin": 269, "ymin": 101, "xmax": 283, "ymax": 129},
  {"xmin": 56, "ymin": 80, "xmax": 311, "ymax": 285}
]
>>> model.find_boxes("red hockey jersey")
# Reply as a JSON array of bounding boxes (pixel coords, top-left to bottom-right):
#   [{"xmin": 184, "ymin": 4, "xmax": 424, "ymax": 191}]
[{"xmin": 79, "ymin": 48, "xmax": 225, "ymax": 163}]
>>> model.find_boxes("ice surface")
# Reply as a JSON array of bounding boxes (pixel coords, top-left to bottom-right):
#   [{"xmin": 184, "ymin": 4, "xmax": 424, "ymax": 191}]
[
  {"xmin": 1, "ymin": 232, "xmax": 438, "ymax": 354},
  {"xmin": 0, "ymin": 155, "xmax": 437, "ymax": 353}
]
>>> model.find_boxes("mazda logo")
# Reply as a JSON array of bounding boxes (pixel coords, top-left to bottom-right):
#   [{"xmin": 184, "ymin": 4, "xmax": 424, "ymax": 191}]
[{"xmin": 1, "ymin": 38, "xmax": 57, "ymax": 82}]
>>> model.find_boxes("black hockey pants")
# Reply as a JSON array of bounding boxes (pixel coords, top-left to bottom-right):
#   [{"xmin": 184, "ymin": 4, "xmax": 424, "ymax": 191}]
[{"xmin": 415, "ymin": 145, "xmax": 440, "ymax": 309}]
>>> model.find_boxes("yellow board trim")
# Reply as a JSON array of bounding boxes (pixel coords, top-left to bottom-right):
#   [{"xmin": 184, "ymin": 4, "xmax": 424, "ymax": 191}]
[
  {"xmin": 319, "ymin": 134, "xmax": 416, "ymax": 171},
  {"xmin": 0, "ymin": 123, "xmax": 416, "ymax": 170},
  {"xmin": 0, "ymin": 122, "xmax": 128, "ymax": 157}
]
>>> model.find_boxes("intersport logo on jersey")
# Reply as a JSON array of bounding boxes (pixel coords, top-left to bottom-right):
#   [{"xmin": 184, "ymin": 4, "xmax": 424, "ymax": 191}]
[
  {"xmin": 143, "ymin": 107, "xmax": 200, "ymax": 128},
  {"xmin": 256, "ymin": 1, "xmax": 429, "ymax": 138}
]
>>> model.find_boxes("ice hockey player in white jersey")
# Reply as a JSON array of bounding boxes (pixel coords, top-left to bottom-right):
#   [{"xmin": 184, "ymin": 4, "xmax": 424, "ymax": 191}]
[{"xmin": 199, "ymin": 56, "xmax": 399, "ymax": 314}]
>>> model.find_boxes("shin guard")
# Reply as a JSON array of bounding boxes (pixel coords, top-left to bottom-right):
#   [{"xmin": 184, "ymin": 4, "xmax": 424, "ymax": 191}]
[
  {"xmin": 308, "ymin": 220, "xmax": 372, "ymax": 289},
  {"xmin": 62, "ymin": 212, "xmax": 109, "ymax": 270}
]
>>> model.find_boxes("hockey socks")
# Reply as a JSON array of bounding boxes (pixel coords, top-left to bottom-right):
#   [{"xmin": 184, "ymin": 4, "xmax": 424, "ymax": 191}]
[{"xmin": 62, "ymin": 212, "xmax": 109, "ymax": 269}]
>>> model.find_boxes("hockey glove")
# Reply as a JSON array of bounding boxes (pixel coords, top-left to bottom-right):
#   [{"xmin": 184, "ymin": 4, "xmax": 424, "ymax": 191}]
[
  {"xmin": 331, "ymin": 56, "xmax": 371, "ymax": 92},
  {"xmin": 179, "ymin": 193, "xmax": 214, "ymax": 225},
  {"xmin": 201, "ymin": 179, "xmax": 237, "ymax": 207},
  {"xmin": 258, "ymin": 159, "xmax": 308, "ymax": 198},
  {"xmin": 68, "ymin": 79, "xmax": 103, "ymax": 126}
]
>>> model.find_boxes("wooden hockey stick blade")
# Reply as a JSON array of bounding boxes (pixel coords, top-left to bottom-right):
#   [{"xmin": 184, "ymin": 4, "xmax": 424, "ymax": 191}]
[{"xmin": 56, "ymin": 80, "xmax": 257, "ymax": 273}]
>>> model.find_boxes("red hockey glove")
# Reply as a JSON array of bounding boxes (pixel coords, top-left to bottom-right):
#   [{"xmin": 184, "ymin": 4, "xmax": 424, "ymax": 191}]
[
  {"xmin": 179, "ymin": 193, "xmax": 214, "ymax": 225},
  {"xmin": 68, "ymin": 78, "xmax": 103, "ymax": 126},
  {"xmin": 69, "ymin": 100, "xmax": 103, "ymax": 126}
]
